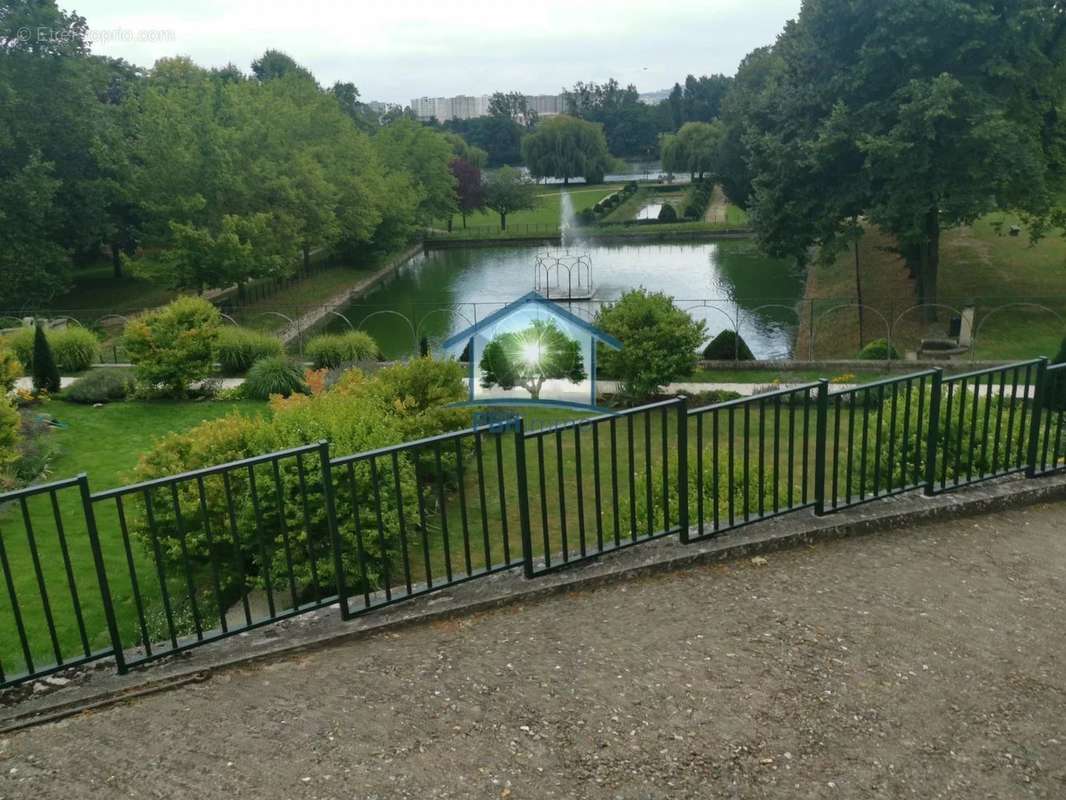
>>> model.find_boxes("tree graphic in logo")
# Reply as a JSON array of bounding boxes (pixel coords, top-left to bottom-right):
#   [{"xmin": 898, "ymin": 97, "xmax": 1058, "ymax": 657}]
[{"xmin": 479, "ymin": 319, "xmax": 586, "ymax": 400}]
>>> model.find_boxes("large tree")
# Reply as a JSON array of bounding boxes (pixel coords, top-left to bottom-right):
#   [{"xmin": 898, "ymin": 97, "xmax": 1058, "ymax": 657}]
[
  {"xmin": 736, "ymin": 0, "xmax": 1066, "ymax": 315},
  {"xmin": 660, "ymin": 121, "xmax": 724, "ymax": 179},
  {"xmin": 521, "ymin": 115, "xmax": 612, "ymax": 185},
  {"xmin": 374, "ymin": 118, "xmax": 457, "ymax": 224},
  {"xmin": 563, "ymin": 79, "xmax": 661, "ymax": 157},
  {"xmin": 451, "ymin": 158, "xmax": 485, "ymax": 228},
  {"xmin": 483, "ymin": 166, "xmax": 537, "ymax": 230}
]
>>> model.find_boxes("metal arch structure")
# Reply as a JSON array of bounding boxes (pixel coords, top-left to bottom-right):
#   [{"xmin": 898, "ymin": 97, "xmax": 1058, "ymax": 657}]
[
  {"xmin": 889, "ymin": 303, "xmax": 965, "ymax": 343},
  {"xmin": 255, "ymin": 311, "xmax": 295, "ymax": 326},
  {"xmin": 218, "ymin": 314, "xmax": 240, "ymax": 327},
  {"xmin": 679, "ymin": 301, "xmax": 742, "ymax": 354},
  {"xmin": 740, "ymin": 303, "xmax": 804, "ymax": 361},
  {"xmin": 324, "ymin": 310, "xmax": 356, "ymax": 331},
  {"xmin": 970, "ymin": 303, "xmax": 1065, "ymax": 362},
  {"xmin": 93, "ymin": 314, "xmax": 131, "ymax": 329},
  {"xmin": 415, "ymin": 307, "xmax": 475, "ymax": 350},
  {"xmin": 357, "ymin": 309, "xmax": 418, "ymax": 353},
  {"xmin": 533, "ymin": 251, "xmax": 593, "ymax": 299},
  {"xmin": 811, "ymin": 304, "xmax": 891, "ymax": 361}
]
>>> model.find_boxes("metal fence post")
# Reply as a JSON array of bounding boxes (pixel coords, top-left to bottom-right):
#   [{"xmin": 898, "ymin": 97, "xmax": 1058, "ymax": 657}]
[
  {"xmin": 318, "ymin": 440, "xmax": 350, "ymax": 620},
  {"xmin": 923, "ymin": 368, "xmax": 944, "ymax": 496},
  {"xmin": 813, "ymin": 379, "xmax": 830, "ymax": 515},
  {"xmin": 1026, "ymin": 357, "xmax": 1048, "ymax": 478},
  {"xmin": 78, "ymin": 474, "xmax": 127, "ymax": 675},
  {"xmin": 513, "ymin": 417, "xmax": 535, "ymax": 579},
  {"xmin": 677, "ymin": 396, "xmax": 690, "ymax": 543}
]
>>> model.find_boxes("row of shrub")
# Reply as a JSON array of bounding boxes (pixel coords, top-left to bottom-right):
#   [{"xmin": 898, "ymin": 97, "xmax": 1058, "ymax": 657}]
[
  {"xmin": 130, "ymin": 358, "xmax": 470, "ymax": 607},
  {"xmin": 4, "ymin": 325, "xmax": 101, "ymax": 373},
  {"xmin": 682, "ymin": 179, "xmax": 714, "ymax": 220}
]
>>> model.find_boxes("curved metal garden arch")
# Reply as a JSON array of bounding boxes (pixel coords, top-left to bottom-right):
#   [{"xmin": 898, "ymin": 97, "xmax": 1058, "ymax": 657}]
[
  {"xmin": 811, "ymin": 304, "xmax": 890, "ymax": 361},
  {"xmin": 970, "ymin": 303, "xmax": 1064, "ymax": 362},
  {"xmin": 415, "ymin": 307, "xmax": 475, "ymax": 350},
  {"xmin": 357, "ymin": 309, "xmax": 418, "ymax": 353}
]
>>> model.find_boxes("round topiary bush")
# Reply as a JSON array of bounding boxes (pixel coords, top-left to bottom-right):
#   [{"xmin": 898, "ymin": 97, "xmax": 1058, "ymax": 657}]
[
  {"xmin": 857, "ymin": 339, "xmax": 900, "ymax": 361},
  {"xmin": 50, "ymin": 327, "xmax": 100, "ymax": 372},
  {"xmin": 702, "ymin": 330, "xmax": 755, "ymax": 361},
  {"xmin": 242, "ymin": 356, "xmax": 308, "ymax": 400},
  {"xmin": 305, "ymin": 331, "xmax": 381, "ymax": 370},
  {"xmin": 216, "ymin": 327, "xmax": 284, "ymax": 375},
  {"xmin": 64, "ymin": 368, "xmax": 135, "ymax": 404},
  {"xmin": 658, "ymin": 203, "xmax": 678, "ymax": 223}
]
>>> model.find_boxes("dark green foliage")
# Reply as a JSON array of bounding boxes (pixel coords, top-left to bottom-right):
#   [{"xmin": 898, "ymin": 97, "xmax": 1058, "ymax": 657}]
[
  {"xmin": 521, "ymin": 115, "xmax": 612, "ymax": 184},
  {"xmin": 31, "ymin": 325, "xmax": 60, "ymax": 393},
  {"xmin": 657, "ymin": 204, "xmax": 678, "ymax": 223},
  {"xmin": 242, "ymin": 356, "xmax": 308, "ymax": 400},
  {"xmin": 1046, "ymin": 338, "xmax": 1066, "ymax": 411},
  {"xmin": 216, "ymin": 327, "xmax": 284, "ymax": 375},
  {"xmin": 596, "ymin": 289, "xmax": 707, "ymax": 400},
  {"xmin": 683, "ymin": 180, "xmax": 714, "ymax": 220},
  {"xmin": 858, "ymin": 339, "xmax": 901, "ymax": 361},
  {"xmin": 64, "ymin": 369, "xmax": 135, "ymax": 404},
  {"xmin": 703, "ymin": 330, "xmax": 755, "ymax": 361}
]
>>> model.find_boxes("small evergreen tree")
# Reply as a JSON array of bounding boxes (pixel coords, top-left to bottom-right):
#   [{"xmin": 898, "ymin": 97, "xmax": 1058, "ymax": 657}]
[{"xmin": 31, "ymin": 323, "xmax": 60, "ymax": 393}]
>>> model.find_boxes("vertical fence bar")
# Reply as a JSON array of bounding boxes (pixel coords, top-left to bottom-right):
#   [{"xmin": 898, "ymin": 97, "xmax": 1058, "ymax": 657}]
[
  {"xmin": 677, "ymin": 397, "xmax": 690, "ymax": 543},
  {"xmin": 813, "ymin": 379, "xmax": 829, "ymax": 515},
  {"xmin": 514, "ymin": 418, "xmax": 534, "ymax": 579},
  {"xmin": 1026, "ymin": 357, "xmax": 1048, "ymax": 478},
  {"xmin": 79, "ymin": 475, "xmax": 126, "ymax": 674},
  {"xmin": 924, "ymin": 368, "xmax": 944, "ymax": 496},
  {"xmin": 319, "ymin": 441, "xmax": 350, "ymax": 620}
]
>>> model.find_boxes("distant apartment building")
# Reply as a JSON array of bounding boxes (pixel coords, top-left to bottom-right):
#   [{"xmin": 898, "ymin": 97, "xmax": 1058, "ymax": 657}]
[
  {"xmin": 367, "ymin": 100, "xmax": 402, "ymax": 115},
  {"xmin": 410, "ymin": 93, "xmax": 566, "ymax": 122}
]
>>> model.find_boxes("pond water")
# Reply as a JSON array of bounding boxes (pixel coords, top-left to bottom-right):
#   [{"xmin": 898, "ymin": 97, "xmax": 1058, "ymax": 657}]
[
  {"xmin": 329, "ymin": 240, "xmax": 805, "ymax": 360},
  {"xmin": 635, "ymin": 203, "xmax": 664, "ymax": 221}
]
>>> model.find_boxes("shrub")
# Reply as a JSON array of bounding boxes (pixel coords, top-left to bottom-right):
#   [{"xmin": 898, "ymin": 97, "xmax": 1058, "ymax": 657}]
[
  {"xmin": 216, "ymin": 327, "xmax": 284, "ymax": 375},
  {"xmin": 123, "ymin": 297, "xmax": 221, "ymax": 396},
  {"xmin": 657, "ymin": 203, "xmax": 678, "ymax": 223},
  {"xmin": 625, "ymin": 180, "xmax": 638, "ymax": 194},
  {"xmin": 576, "ymin": 208, "xmax": 596, "ymax": 225},
  {"xmin": 858, "ymin": 338, "xmax": 900, "ymax": 361},
  {"xmin": 0, "ymin": 400, "xmax": 19, "ymax": 480},
  {"xmin": 131, "ymin": 359, "xmax": 469, "ymax": 611},
  {"xmin": 243, "ymin": 356, "xmax": 308, "ymax": 400},
  {"xmin": 64, "ymin": 369, "xmax": 135, "ymax": 404},
  {"xmin": 32, "ymin": 324, "xmax": 61, "ymax": 393},
  {"xmin": 305, "ymin": 331, "xmax": 381, "ymax": 369},
  {"xmin": 0, "ymin": 349, "xmax": 21, "ymax": 392},
  {"xmin": 51, "ymin": 327, "xmax": 100, "ymax": 372},
  {"xmin": 703, "ymin": 330, "xmax": 755, "ymax": 361},
  {"xmin": 596, "ymin": 290, "xmax": 707, "ymax": 400},
  {"xmin": 4, "ymin": 328, "xmax": 34, "ymax": 369}
]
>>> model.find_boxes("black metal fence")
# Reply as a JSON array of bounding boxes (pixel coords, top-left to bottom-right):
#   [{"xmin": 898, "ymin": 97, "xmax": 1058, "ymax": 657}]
[{"xmin": 2, "ymin": 358, "xmax": 1064, "ymax": 689}]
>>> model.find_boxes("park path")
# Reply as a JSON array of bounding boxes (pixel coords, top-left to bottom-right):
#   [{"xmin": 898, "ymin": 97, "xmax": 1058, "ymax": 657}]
[
  {"xmin": 3, "ymin": 502, "xmax": 1065, "ymax": 799},
  {"xmin": 703, "ymin": 184, "xmax": 729, "ymax": 224}
]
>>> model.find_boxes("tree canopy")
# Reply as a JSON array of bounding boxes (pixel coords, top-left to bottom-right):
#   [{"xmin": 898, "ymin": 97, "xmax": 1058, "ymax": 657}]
[
  {"xmin": 483, "ymin": 167, "xmax": 538, "ymax": 230},
  {"xmin": 723, "ymin": 0, "xmax": 1066, "ymax": 311},
  {"xmin": 521, "ymin": 115, "xmax": 612, "ymax": 184}
]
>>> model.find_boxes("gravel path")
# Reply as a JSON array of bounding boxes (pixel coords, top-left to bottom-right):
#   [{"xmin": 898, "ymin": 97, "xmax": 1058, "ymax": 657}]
[{"xmin": 2, "ymin": 503, "xmax": 1065, "ymax": 799}]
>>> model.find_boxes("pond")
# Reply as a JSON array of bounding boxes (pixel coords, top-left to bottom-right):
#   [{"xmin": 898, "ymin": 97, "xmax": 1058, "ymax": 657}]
[
  {"xmin": 635, "ymin": 203, "xmax": 664, "ymax": 221},
  {"xmin": 328, "ymin": 240, "xmax": 806, "ymax": 360}
]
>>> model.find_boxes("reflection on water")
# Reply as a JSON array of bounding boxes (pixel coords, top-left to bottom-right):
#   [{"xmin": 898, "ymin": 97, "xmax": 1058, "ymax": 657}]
[
  {"xmin": 330, "ymin": 241, "xmax": 805, "ymax": 360},
  {"xmin": 635, "ymin": 203, "xmax": 663, "ymax": 221}
]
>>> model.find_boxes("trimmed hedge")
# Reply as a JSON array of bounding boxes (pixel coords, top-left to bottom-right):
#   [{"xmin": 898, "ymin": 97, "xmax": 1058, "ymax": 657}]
[
  {"xmin": 216, "ymin": 327, "xmax": 284, "ymax": 375},
  {"xmin": 65, "ymin": 369, "xmax": 135, "ymax": 404},
  {"xmin": 703, "ymin": 330, "xmax": 755, "ymax": 361},
  {"xmin": 857, "ymin": 338, "xmax": 900, "ymax": 361},
  {"xmin": 305, "ymin": 331, "xmax": 381, "ymax": 370}
]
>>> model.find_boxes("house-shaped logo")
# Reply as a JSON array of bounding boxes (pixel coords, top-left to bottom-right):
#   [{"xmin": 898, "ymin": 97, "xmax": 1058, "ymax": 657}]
[{"xmin": 442, "ymin": 292, "xmax": 622, "ymax": 408}]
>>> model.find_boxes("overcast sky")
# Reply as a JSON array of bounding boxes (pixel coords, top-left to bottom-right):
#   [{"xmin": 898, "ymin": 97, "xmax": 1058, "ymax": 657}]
[{"xmin": 70, "ymin": 0, "xmax": 801, "ymax": 103}]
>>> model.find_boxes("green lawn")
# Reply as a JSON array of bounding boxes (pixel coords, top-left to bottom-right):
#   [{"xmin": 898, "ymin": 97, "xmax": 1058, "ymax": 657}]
[
  {"xmin": 801, "ymin": 216, "xmax": 1066, "ymax": 361},
  {"xmin": 229, "ymin": 263, "xmax": 381, "ymax": 332},
  {"xmin": 0, "ymin": 400, "xmax": 266, "ymax": 679},
  {"xmin": 48, "ymin": 262, "xmax": 177, "ymax": 315},
  {"xmin": 444, "ymin": 185, "xmax": 624, "ymax": 235}
]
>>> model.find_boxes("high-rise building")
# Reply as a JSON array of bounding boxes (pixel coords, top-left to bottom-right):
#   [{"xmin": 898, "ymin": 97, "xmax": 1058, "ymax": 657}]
[{"xmin": 410, "ymin": 93, "xmax": 565, "ymax": 123}]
